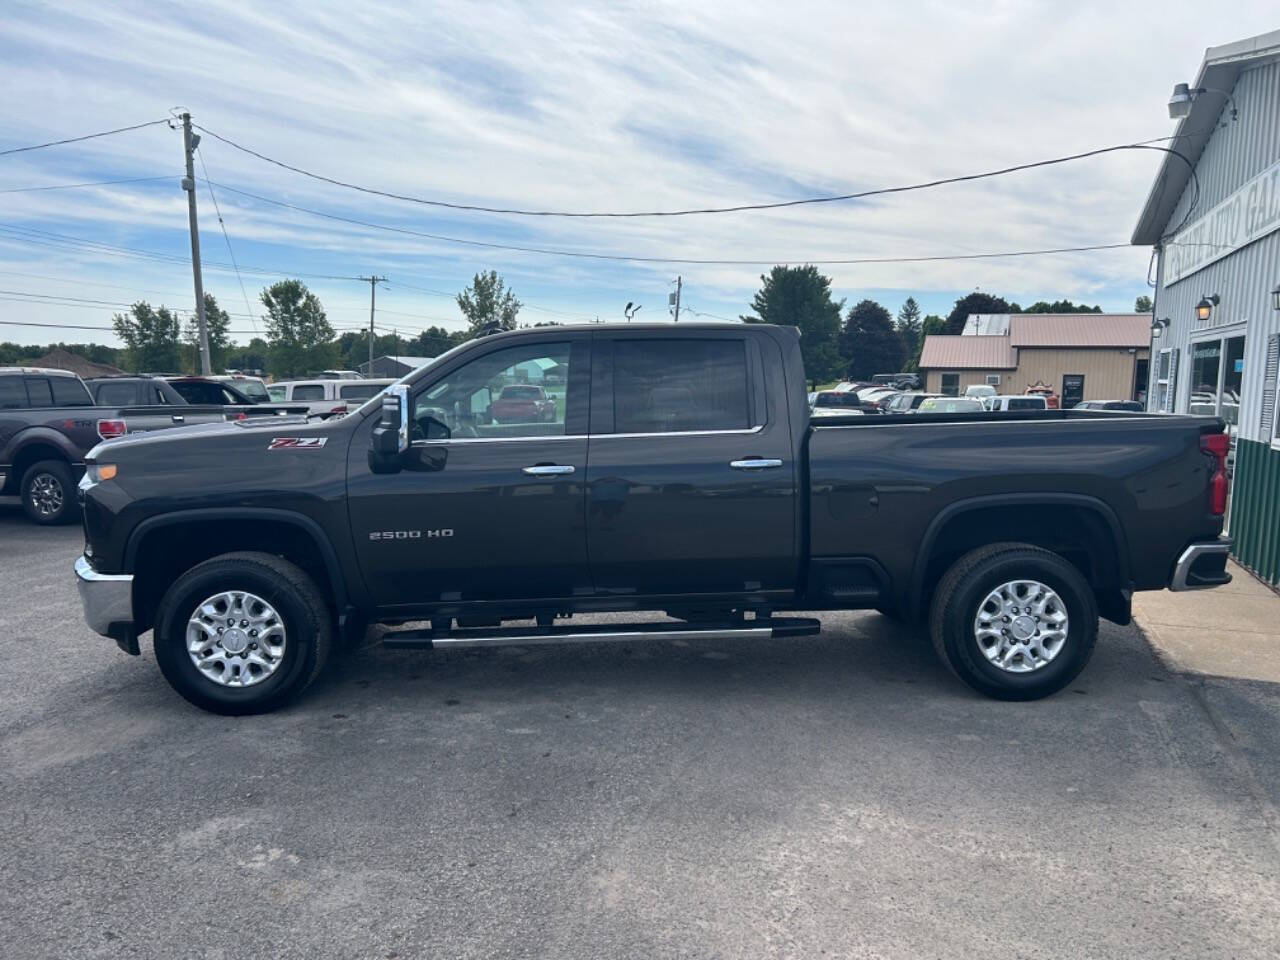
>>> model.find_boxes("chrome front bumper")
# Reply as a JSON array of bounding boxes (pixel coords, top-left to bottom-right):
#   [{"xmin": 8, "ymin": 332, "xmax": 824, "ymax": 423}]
[
  {"xmin": 74, "ymin": 555, "xmax": 134, "ymax": 637},
  {"xmin": 1170, "ymin": 538, "xmax": 1233, "ymax": 591}
]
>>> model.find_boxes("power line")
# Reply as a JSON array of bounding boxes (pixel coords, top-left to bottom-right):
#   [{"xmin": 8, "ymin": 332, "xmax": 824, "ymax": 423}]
[
  {"xmin": 0, "ymin": 119, "xmax": 170, "ymax": 158},
  {"xmin": 195, "ymin": 122, "xmax": 1194, "ymax": 220},
  {"xmin": 201, "ymin": 178, "xmax": 1133, "ymax": 265},
  {"xmin": 0, "ymin": 175, "xmax": 175, "ymax": 194},
  {"xmin": 196, "ymin": 147, "xmax": 258, "ymax": 334}
]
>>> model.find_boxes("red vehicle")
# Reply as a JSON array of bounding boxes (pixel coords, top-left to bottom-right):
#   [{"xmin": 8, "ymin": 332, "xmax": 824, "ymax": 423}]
[{"xmin": 490, "ymin": 384, "xmax": 557, "ymax": 423}]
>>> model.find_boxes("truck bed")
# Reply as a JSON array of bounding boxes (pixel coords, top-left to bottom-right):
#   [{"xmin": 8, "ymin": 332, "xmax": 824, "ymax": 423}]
[{"xmin": 806, "ymin": 410, "xmax": 1225, "ymax": 605}]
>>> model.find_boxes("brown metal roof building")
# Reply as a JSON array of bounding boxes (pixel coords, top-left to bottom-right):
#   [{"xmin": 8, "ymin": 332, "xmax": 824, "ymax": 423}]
[{"xmin": 918, "ymin": 314, "xmax": 1151, "ymax": 405}]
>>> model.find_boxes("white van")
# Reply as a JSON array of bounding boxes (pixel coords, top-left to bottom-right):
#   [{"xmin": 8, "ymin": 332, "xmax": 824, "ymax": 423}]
[{"xmin": 964, "ymin": 384, "xmax": 997, "ymax": 400}]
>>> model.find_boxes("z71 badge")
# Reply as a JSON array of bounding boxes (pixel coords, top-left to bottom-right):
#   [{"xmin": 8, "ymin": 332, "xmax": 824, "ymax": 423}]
[{"xmin": 268, "ymin": 437, "xmax": 328, "ymax": 450}]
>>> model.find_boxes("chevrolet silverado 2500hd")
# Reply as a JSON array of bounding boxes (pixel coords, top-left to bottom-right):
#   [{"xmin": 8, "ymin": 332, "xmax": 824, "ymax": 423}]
[{"xmin": 73, "ymin": 323, "xmax": 1233, "ymax": 714}]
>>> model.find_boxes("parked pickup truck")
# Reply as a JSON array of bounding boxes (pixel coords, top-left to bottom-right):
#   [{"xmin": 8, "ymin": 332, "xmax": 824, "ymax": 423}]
[
  {"xmin": 1, "ymin": 367, "xmax": 228, "ymax": 524},
  {"xmin": 74, "ymin": 323, "xmax": 1233, "ymax": 714},
  {"xmin": 86, "ymin": 375, "xmax": 308, "ymax": 423}
]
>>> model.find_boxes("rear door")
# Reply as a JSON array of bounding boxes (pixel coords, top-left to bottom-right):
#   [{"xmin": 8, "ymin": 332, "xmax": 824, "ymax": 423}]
[{"xmin": 584, "ymin": 330, "xmax": 798, "ymax": 601}]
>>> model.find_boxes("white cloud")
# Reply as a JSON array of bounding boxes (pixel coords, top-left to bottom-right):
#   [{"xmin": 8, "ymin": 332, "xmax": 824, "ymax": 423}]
[{"xmin": 2, "ymin": 0, "xmax": 1277, "ymax": 345}]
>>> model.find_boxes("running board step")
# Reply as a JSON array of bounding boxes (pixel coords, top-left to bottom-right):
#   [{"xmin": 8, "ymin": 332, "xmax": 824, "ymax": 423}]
[{"xmin": 381, "ymin": 617, "xmax": 822, "ymax": 650}]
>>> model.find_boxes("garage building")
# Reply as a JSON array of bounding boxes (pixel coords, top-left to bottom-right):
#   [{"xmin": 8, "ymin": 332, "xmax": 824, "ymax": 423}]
[{"xmin": 1132, "ymin": 29, "xmax": 1280, "ymax": 585}]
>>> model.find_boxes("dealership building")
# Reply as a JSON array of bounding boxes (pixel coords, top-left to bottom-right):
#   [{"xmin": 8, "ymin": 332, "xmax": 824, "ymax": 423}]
[{"xmin": 1133, "ymin": 29, "xmax": 1280, "ymax": 585}]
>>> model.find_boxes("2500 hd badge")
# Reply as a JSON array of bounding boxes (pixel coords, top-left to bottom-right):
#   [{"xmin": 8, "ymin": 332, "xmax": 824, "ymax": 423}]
[{"xmin": 368, "ymin": 529, "xmax": 454, "ymax": 540}]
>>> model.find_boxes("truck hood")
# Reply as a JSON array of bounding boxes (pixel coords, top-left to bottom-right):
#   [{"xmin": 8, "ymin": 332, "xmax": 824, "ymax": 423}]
[{"xmin": 87, "ymin": 415, "xmax": 322, "ymax": 460}]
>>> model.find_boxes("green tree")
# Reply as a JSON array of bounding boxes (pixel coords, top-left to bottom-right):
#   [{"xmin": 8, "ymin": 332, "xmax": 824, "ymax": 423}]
[
  {"xmin": 224, "ymin": 337, "xmax": 269, "ymax": 373},
  {"xmin": 457, "ymin": 270, "xmax": 521, "ymax": 335},
  {"xmin": 260, "ymin": 280, "xmax": 336, "ymax": 377},
  {"xmin": 1022, "ymin": 299, "xmax": 1102, "ymax": 314},
  {"xmin": 741, "ymin": 265, "xmax": 844, "ymax": 387},
  {"xmin": 896, "ymin": 296, "xmax": 923, "ymax": 360},
  {"xmin": 905, "ymin": 314, "xmax": 946, "ymax": 371},
  {"xmin": 842, "ymin": 299, "xmax": 905, "ymax": 380},
  {"xmin": 182, "ymin": 293, "xmax": 233, "ymax": 372},
  {"xmin": 408, "ymin": 325, "xmax": 470, "ymax": 356},
  {"xmin": 112, "ymin": 301, "xmax": 182, "ymax": 372},
  {"xmin": 1135, "ymin": 295, "xmax": 1153, "ymax": 312},
  {"xmin": 944, "ymin": 292, "xmax": 1017, "ymax": 335}
]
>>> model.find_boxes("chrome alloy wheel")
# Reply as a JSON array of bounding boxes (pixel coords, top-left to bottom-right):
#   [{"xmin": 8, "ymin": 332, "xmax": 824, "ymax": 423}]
[
  {"xmin": 186, "ymin": 591, "xmax": 287, "ymax": 687},
  {"xmin": 973, "ymin": 579, "xmax": 1069, "ymax": 673},
  {"xmin": 28, "ymin": 473, "xmax": 64, "ymax": 518}
]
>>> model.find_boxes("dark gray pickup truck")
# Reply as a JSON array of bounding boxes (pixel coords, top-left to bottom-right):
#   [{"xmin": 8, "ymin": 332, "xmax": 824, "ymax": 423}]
[{"xmin": 74, "ymin": 323, "xmax": 1233, "ymax": 714}]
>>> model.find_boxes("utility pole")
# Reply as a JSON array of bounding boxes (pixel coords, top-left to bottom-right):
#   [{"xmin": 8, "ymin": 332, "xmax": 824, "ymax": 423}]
[
  {"xmin": 180, "ymin": 112, "xmax": 210, "ymax": 374},
  {"xmin": 358, "ymin": 275, "xmax": 387, "ymax": 374},
  {"xmin": 671, "ymin": 275, "xmax": 682, "ymax": 322}
]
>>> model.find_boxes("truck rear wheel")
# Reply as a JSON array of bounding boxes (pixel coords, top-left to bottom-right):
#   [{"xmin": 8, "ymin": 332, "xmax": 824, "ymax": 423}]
[
  {"xmin": 21, "ymin": 459, "xmax": 78, "ymax": 525},
  {"xmin": 929, "ymin": 542, "xmax": 1096, "ymax": 701},
  {"xmin": 153, "ymin": 552, "xmax": 333, "ymax": 715}
]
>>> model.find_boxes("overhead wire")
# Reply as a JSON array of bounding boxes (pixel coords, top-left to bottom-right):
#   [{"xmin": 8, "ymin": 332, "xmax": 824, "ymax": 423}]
[
  {"xmin": 0, "ymin": 175, "xmax": 175, "ymax": 193},
  {"xmin": 200, "ymin": 178, "xmax": 1134, "ymax": 266},
  {"xmin": 195, "ymin": 122, "xmax": 1197, "ymax": 220},
  {"xmin": 196, "ymin": 147, "xmax": 258, "ymax": 334},
  {"xmin": 0, "ymin": 119, "xmax": 170, "ymax": 158}
]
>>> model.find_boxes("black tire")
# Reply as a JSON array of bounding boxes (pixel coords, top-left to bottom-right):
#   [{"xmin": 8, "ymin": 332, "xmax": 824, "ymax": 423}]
[
  {"xmin": 153, "ymin": 551, "xmax": 333, "ymax": 715},
  {"xmin": 20, "ymin": 459, "xmax": 78, "ymax": 525},
  {"xmin": 929, "ymin": 542, "xmax": 1097, "ymax": 701}
]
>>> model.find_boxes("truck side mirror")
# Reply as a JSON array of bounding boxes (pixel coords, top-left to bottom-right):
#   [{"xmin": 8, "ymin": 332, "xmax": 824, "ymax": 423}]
[{"xmin": 369, "ymin": 384, "xmax": 410, "ymax": 473}]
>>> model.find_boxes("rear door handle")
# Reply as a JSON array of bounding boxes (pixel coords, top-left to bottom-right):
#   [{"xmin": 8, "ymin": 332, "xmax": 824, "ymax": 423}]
[
  {"xmin": 730, "ymin": 458, "xmax": 783, "ymax": 470},
  {"xmin": 171, "ymin": 415, "xmax": 185, "ymax": 423},
  {"xmin": 522, "ymin": 464, "xmax": 575, "ymax": 476}
]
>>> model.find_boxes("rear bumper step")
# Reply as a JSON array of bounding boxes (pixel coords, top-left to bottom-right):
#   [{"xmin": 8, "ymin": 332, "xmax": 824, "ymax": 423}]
[{"xmin": 381, "ymin": 617, "xmax": 822, "ymax": 650}]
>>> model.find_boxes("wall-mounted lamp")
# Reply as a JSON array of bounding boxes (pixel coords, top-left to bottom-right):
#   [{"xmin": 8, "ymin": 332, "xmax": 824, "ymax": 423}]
[
  {"xmin": 1195, "ymin": 295, "xmax": 1219, "ymax": 323},
  {"xmin": 1271, "ymin": 283, "xmax": 1280, "ymax": 312},
  {"xmin": 1151, "ymin": 317, "xmax": 1170, "ymax": 336},
  {"xmin": 1168, "ymin": 83, "xmax": 1238, "ymax": 122}
]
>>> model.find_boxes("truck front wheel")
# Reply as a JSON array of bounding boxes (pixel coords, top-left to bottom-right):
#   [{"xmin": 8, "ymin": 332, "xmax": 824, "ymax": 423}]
[
  {"xmin": 21, "ymin": 459, "xmax": 78, "ymax": 525},
  {"xmin": 153, "ymin": 552, "xmax": 333, "ymax": 715},
  {"xmin": 929, "ymin": 543, "xmax": 1097, "ymax": 701}
]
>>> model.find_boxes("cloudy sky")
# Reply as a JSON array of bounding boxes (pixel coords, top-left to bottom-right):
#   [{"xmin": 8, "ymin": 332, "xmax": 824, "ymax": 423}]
[{"xmin": 1, "ymin": 0, "xmax": 1277, "ymax": 347}]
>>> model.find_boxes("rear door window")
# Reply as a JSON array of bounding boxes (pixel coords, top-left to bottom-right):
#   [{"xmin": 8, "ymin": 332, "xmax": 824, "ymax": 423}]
[
  {"xmin": 24, "ymin": 377, "xmax": 54, "ymax": 406},
  {"xmin": 0, "ymin": 376, "xmax": 27, "ymax": 408},
  {"xmin": 612, "ymin": 339, "xmax": 750, "ymax": 433},
  {"xmin": 339, "ymin": 383, "xmax": 383, "ymax": 400},
  {"xmin": 1006, "ymin": 397, "xmax": 1044, "ymax": 411},
  {"xmin": 291, "ymin": 384, "xmax": 325, "ymax": 401},
  {"xmin": 50, "ymin": 376, "xmax": 91, "ymax": 406},
  {"xmin": 95, "ymin": 381, "xmax": 139, "ymax": 406}
]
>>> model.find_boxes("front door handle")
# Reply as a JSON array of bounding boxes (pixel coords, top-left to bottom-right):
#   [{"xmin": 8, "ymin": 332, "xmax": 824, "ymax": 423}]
[
  {"xmin": 522, "ymin": 464, "xmax": 575, "ymax": 476},
  {"xmin": 171, "ymin": 414, "xmax": 185, "ymax": 423},
  {"xmin": 730, "ymin": 458, "xmax": 783, "ymax": 470}
]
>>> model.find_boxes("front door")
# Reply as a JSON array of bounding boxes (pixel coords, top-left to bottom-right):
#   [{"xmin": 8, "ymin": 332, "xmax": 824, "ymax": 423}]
[
  {"xmin": 1061, "ymin": 374, "xmax": 1085, "ymax": 409},
  {"xmin": 347, "ymin": 335, "xmax": 592, "ymax": 609},
  {"xmin": 584, "ymin": 331, "xmax": 798, "ymax": 601}
]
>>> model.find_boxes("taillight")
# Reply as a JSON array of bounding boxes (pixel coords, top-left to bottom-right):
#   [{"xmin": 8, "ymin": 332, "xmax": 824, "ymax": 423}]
[
  {"xmin": 1201, "ymin": 432, "xmax": 1229, "ymax": 516},
  {"xmin": 96, "ymin": 419, "xmax": 127, "ymax": 440},
  {"xmin": 329, "ymin": 403, "xmax": 348, "ymax": 416}
]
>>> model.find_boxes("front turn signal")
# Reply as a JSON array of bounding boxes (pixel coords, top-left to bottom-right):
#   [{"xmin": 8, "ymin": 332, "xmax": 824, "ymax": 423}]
[{"xmin": 86, "ymin": 463, "xmax": 118, "ymax": 483}]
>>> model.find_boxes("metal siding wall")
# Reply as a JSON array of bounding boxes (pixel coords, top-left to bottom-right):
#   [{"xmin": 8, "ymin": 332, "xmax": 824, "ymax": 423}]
[
  {"xmin": 1154, "ymin": 59, "xmax": 1280, "ymax": 445},
  {"xmin": 1152, "ymin": 59, "xmax": 1280, "ymax": 579}
]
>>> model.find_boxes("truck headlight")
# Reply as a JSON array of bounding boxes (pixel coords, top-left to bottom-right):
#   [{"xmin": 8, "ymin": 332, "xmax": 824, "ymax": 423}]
[{"xmin": 85, "ymin": 463, "xmax": 118, "ymax": 484}]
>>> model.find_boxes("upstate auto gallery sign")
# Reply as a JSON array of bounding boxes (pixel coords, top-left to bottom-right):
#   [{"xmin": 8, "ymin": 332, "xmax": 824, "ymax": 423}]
[{"xmin": 1164, "ymin": 157, "xmax": 1280, "ymax": 285}]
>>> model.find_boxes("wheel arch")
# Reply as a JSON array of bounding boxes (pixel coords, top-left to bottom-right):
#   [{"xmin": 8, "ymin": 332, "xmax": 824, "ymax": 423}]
[
  {"xmin": 909, "ymin": 494, "xmax": 1131, "ymax": 622},
  {"xmin": 125, "ymin": 508, "xmax": 350, "ymax": 634}
]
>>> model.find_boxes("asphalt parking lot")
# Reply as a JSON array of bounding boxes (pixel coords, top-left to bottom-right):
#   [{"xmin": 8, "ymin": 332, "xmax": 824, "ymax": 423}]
[{"xmin": 2, "ymin": 500, "xmax": 1279, "ymax": 959}]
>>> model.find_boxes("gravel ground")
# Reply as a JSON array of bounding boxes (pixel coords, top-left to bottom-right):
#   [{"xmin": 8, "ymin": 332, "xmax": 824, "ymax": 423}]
[{"xmin": 1, "ymin": 499, "xmax": 1278, "ymax": 959}]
